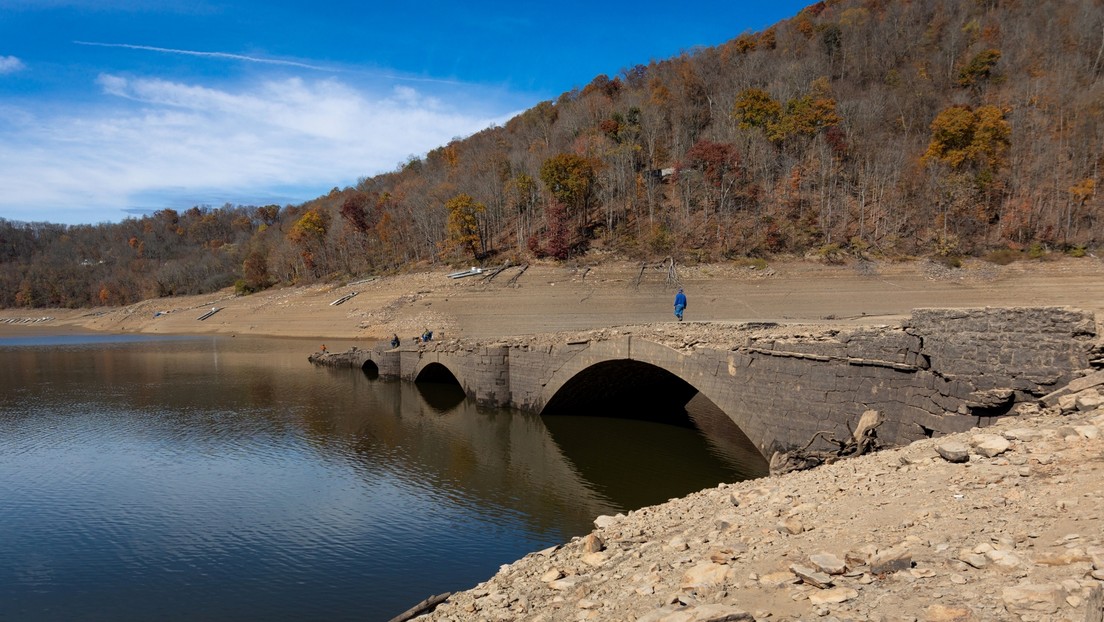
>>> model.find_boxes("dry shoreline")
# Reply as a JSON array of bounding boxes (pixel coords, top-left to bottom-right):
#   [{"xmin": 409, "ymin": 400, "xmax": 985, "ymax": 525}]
[{"xmin": 3, "ymin": 257, "xmax": 1103, "ymax": 343}]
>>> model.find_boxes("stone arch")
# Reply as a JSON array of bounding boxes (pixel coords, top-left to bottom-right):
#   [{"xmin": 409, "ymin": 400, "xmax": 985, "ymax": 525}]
[
  {"xmin": 414, "ymin": 361, "xmax": 463, "ymax": 386},
  {"xmin": 542, "ymin": 359, "xmax": 699, "ymax": 426},
  {"xmin": 361, "ymin": 359, "xmax": 379, "ymax": 379},
  {"xmin": 537, "ymin": 340, "xmax": 729, "ymax": 418},
  {"xmin": 537, "ymin": 338, "xmax": 769, "ymax": 460}
]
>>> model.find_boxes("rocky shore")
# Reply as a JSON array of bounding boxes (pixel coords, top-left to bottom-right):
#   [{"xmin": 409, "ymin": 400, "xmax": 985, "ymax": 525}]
[{"xmin": 412, "ymin": 380, "xmax": 1104, "ymax": 622}]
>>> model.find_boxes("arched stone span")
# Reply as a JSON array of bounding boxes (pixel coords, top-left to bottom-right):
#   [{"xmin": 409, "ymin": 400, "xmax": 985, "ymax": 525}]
[
  {"xmin": 414, "ymin": 361, "xmax": 463, "ymax": 386},
  {"xmin": 541, "ymin": 356, "xmax": 771, "ymax": 476},
  {"xmin": 309, "ymin": 308, "xmax": 1097, "ymax": 463},
  {"xmin": 542, "ymin": 359, "xmax": 699, "ymax": 426},
  {"xmin": 532, "ymin": 338, "xmax": 734, "ymax": 425},
  {"xmin": 543, "ymin": 357, "xmax": 697, "ymax": 426}
]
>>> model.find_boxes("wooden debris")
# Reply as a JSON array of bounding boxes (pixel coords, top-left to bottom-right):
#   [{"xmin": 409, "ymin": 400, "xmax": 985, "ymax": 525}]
[
  {"xmin": 196, "ymin": 307, "xmax": 222, "ymax": 321},
  {"xmin": 505, "ymin": 264, "xmax": 529, "ymax": 286},
  {"xmin": 769, "ymin": 409, "xmax": 884, "ymax": 475},
  {"xmin": 634, "ymin": 256, "xmax": 679, "ymax": 288},
  {"xmin": 387, "ymin": 592, "xmax": 451, "ymax": 622},
  {"xmin": 480, "ymin": 261, "xmax": 511, "ymax": 282}
]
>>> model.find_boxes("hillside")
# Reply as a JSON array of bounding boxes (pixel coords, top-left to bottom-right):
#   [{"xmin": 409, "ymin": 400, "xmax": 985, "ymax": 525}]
[{"xmin": 2, "ymin": 0, "xmax": 1102, "ymax": 310}]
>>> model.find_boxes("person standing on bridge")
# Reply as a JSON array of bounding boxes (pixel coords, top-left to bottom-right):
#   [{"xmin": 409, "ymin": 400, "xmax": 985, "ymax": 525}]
[{"xmin": 673, "ymin": 288, "xmax": 687, "ymax": 322}]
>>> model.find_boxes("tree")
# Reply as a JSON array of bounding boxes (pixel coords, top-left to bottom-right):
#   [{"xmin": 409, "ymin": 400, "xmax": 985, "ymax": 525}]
[
  {"xmin": 733, "ymin": 88, "xmax": 782, "ymax": 132},
  {"xmin": 239, "ymin": 248, "xmax": 272, "ymax": 293},
  {"xmin": 442, "ymin": 193, "xmax": 485, "ymax": 259},
  {"xmin": 339, "ymin": 192, "xmax": 377, "ymax": 235},
  {"xmin": 957, "ymin": 49, "xmax": 1001, "ymax": 89},
  {"xmin": 287, "ymin": 208, "xmax": 331, "ymax": 275},
  {"xmin": 539, "ymin": 153, "xmax": 598, "ymax": 215},
  {"xmin": 923, "ymin": 105, "xmax": 1010, "ymax": 173}
]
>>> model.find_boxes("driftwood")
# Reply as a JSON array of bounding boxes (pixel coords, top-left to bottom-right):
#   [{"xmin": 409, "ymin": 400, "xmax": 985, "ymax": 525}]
[
  {"xmin": 770, "ymin": 410, "xmax": 884, "ymax": 476},
  {"xmin": 505, "ymin": 263, "xmax": 529, "ymax": 286},
  {"xmin": 387, "ymin": 592, "xmax": 452, "ymax": 622},
  {"xmin": 634, "ymin": 256, "xmax": 679, "ymax": 288},
  {"xmin": 480, "ymin": 260, "xmax": 511, "ymax": 282}
]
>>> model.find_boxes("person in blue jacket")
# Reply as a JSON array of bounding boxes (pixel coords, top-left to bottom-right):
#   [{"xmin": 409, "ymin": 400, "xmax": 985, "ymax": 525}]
[{"xmin": 673, "ymin": 288, "xmax": 687, "ymax": 321}]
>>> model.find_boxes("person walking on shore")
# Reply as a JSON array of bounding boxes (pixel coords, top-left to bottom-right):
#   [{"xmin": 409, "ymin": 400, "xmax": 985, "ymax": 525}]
[{"xmin": 673, "ymin": 288, "xmax": 687, "ymax": 322}]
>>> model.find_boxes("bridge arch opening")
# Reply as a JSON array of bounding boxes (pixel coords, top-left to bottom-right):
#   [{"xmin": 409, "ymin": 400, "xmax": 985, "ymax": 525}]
[
  {"xmin": 414, "ymin": 362, "xmax": 466, "ymax": 412},
  {"xmin": 543, "ymin": 360, "xmax": 697, "ymax": 425},
  {"xmin": 540, "ymin": 359, "xmax": 768, "ymax": 508},
  {"xmin": 361, "ymin": 360, "xmax": 379, "ymax": 380},
  {"xmin": 542, "ymin": 359, "xmax": 768, "ymax": 475}
]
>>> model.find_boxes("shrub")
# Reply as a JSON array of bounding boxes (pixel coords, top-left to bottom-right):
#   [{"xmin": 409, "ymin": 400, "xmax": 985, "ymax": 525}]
[
  {"xmin": 983, "ymin": 249, "xmax": 1021, "ymax": 265},
  {"xmin": 732, "ymin": 256, "xmax": 769, "ymax": 270},
  {"xmin": 932, "ymin": 254, "xmax": 962, "ymax": 269}
]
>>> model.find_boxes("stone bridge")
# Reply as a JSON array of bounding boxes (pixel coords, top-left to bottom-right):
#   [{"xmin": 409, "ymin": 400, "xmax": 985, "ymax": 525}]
[{"xmin": 311, "ymin": 307, "xmax": 1098, "ymax": 462}]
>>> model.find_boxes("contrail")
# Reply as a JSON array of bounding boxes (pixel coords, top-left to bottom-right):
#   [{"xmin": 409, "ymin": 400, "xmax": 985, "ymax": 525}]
[
  {"xmin": 74, "ymin": 41, "xmax": 336, "ymax": 71},
  {"xmin": 73, "ymin": 40, "xmax": 468, "ymax": 85}
]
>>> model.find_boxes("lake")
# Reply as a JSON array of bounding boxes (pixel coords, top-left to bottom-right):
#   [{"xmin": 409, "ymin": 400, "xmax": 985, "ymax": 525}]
[{"xmin": 0, "ymin": 334, "xmax": 766, "ymax": 621}]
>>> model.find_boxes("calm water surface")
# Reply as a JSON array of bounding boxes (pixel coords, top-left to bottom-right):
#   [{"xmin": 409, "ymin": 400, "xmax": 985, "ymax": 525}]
[{"xmin": 0, "ymin": 334, "xmax": 765, "ymax": 621}]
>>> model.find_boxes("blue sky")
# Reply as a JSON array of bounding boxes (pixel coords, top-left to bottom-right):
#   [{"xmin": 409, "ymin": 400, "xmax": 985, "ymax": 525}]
[{"xmin": 0, "ymin": 1, "xmax": 810, "ymax": 225}]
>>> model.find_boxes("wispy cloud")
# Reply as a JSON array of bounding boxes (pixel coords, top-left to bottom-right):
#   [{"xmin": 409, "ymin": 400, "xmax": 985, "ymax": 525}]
[
  {"xmin": 0, "ymin": 55, "xmax": 25, "ymax": 74},
  {"xmin": 0, "ymin": 74, "xmax": 515, "ymax": 224},
  {"xmin": 74, "ymin": 41, "xmax": 336, "ymax": 71}
]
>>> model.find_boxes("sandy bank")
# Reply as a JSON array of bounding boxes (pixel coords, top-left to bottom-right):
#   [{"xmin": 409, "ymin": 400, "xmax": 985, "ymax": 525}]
[{"xmin": 3, "ymin": 257, "xmax": 1103, "ymax": 344}]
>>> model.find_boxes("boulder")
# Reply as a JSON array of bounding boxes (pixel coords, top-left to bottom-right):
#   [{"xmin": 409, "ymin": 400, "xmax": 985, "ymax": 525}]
[
  {"xmin": 935, "ymin": 441, "xmax": 970, "ymax": 463},
  {"xmin": 1002, "ymin": 583, "xmax": 1067, "ymax": 615},
  {"xmin": 971, "ymin": 433, "xmax": 1011, "ymax": 457}
]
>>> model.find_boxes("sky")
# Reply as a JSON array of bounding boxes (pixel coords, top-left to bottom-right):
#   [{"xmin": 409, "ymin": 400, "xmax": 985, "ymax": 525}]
[{"xmin": 0, "ymin": 1, "xmax": 811, "ymax": 225}]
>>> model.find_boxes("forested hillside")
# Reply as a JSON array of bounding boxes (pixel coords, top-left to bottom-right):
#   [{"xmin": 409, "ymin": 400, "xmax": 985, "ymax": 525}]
[{"xmin": 2, "ymin": 0, "xmax": 1101, "ymax": 308}]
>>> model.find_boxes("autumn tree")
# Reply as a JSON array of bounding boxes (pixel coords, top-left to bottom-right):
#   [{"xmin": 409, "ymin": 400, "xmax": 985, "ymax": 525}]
[
  {"xmin": 957, "ymin": 49, "xmax": 1001, "ymax": 89},
  {"xmin": 684, "ymin": 140, "xmax": 743, "ymax": 213},
  {"xmin": 339, "ymin": 192, "xmax": 377, "ymax": 236},
  {"xmin": 734, "ymin": 79, "xmax": 841, "ymax": 146},
  {"xmin": 733, "ymin": 88, "xmax": 782, "ymax": 132},
  {"xmin": 442, "ymin": 193, "xmax": 486, "ymax": 259},
  {"xmin": 540, "ymin": 153, "xmax": 599, "ymax": 214},
  {"xmin": 237, "ymin": 248, "xmax": 272, "ymax": 293},
  {"xmin": 923, "ymin": 104, "xmax": 1012, "ymax": 248},
  {"xmin": 287, "ymin": 208, "xmax": 331, "ymax": 276}
]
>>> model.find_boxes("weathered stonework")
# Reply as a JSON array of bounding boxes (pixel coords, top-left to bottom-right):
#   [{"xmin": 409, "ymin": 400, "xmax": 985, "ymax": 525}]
[{"xmin": 309, "ymin": 307, "xmax": 1097, "ymax": 461}]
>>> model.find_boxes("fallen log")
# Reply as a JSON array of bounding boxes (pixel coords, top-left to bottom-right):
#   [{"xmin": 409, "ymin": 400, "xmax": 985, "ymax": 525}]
[
  {"xmin": 387, "ymin": 592, "xmax": 452, "ymax": 622},
  {"xmin": 480, "ymin": 260, "xmax": 511, "ymax": 282},
  {"xmin": 505, "ymin": 263, "xmax": 529, "ymax": 286}
]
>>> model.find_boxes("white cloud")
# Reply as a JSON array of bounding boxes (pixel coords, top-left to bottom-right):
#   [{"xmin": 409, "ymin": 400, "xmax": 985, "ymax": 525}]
[
  {"xmin": 0, "ymin": 74, "xmax": 516, "ymax": 224},
  {"xmin": 0, "ymin": 56, "xmax": 26, "ymax": 74}
]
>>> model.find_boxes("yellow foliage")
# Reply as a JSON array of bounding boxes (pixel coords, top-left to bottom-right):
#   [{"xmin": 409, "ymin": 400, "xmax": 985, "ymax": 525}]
[
  {"xmin": 923, "ymin": 105, "xmax": 1010, "ymax": 171},
  {"xmin": 443, "ymin": 193, "xmax": 485, "ymax": 258}
]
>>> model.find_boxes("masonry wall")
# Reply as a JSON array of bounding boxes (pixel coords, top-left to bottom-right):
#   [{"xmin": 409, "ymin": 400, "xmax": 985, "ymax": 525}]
[{"xmin": 312, "ymin": 307, "xmax": 1097, "ymax": 461}]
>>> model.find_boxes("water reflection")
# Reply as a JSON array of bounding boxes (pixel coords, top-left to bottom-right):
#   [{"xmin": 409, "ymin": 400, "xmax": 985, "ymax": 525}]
[{"xmin": 0, "ymin": 335, "xmax": 765, "ymax": 622}]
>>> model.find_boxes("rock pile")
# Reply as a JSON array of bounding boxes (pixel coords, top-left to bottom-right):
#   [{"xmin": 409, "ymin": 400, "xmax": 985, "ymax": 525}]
[{"xmin": 416, "ymin": 385, "xmax": 1104, "ymax": 621}]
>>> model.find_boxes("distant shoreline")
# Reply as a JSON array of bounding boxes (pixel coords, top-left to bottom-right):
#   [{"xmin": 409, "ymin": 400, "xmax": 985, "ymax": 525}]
[{"xmin": 2, "ymin": 258, "xmax": 1103, "ymax": 346}]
